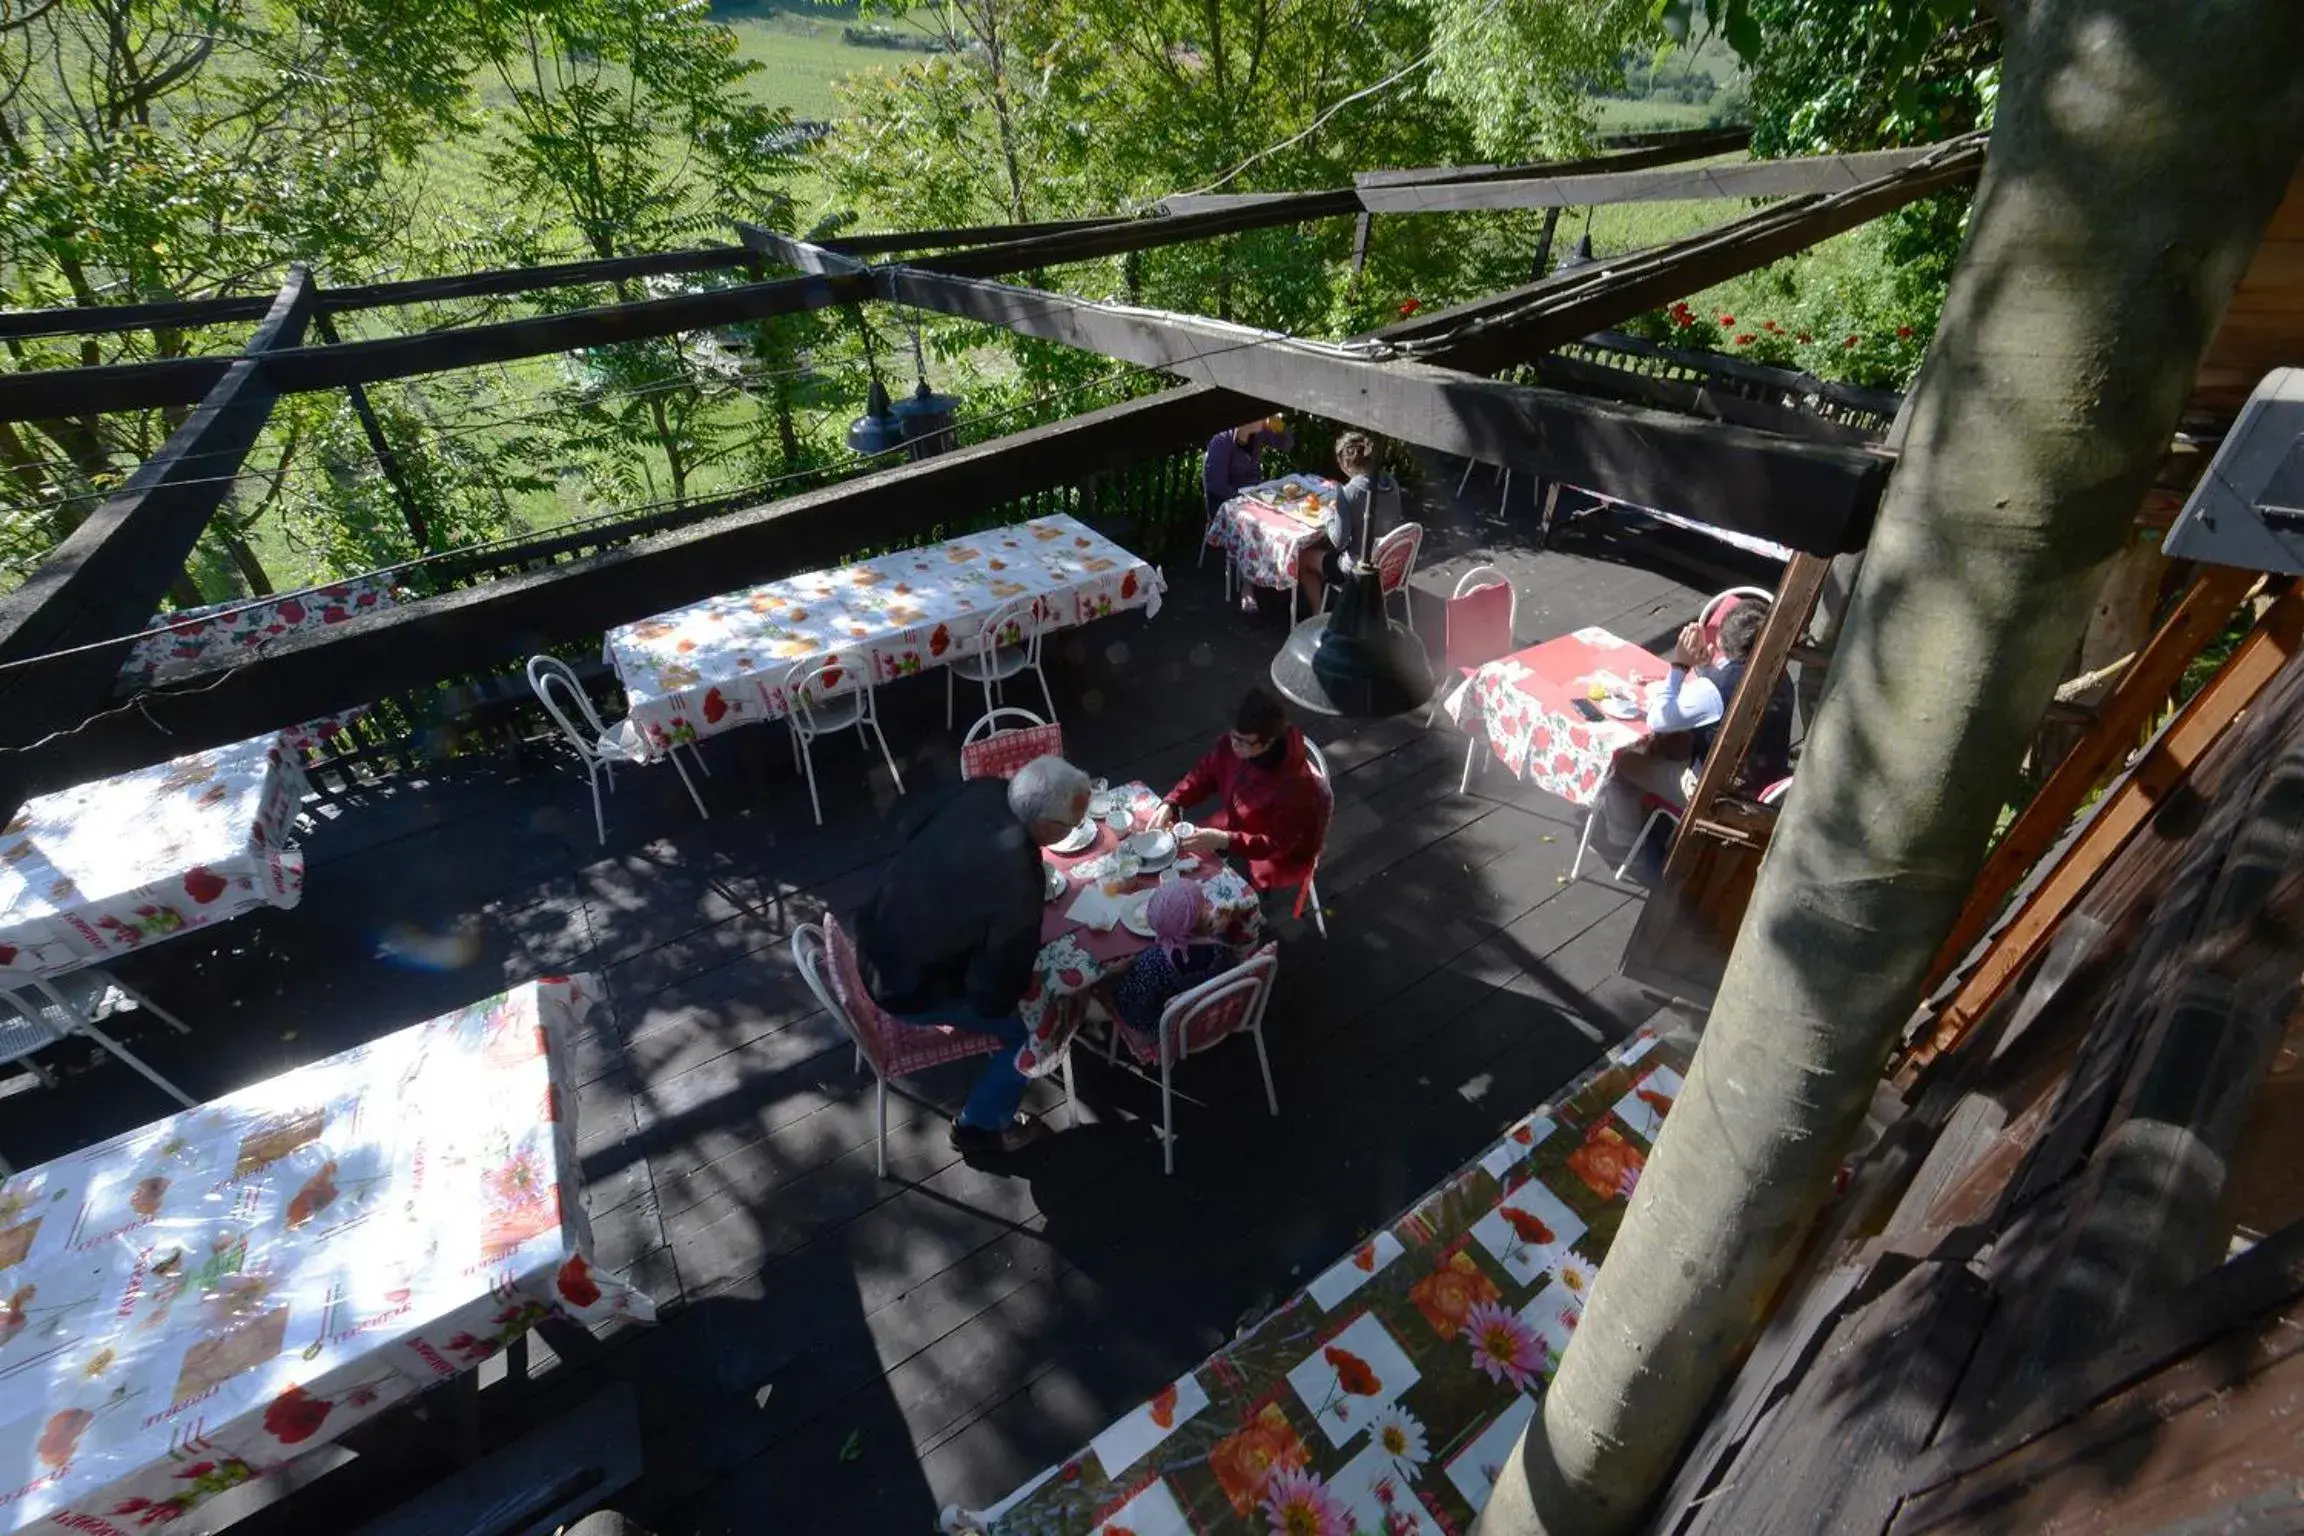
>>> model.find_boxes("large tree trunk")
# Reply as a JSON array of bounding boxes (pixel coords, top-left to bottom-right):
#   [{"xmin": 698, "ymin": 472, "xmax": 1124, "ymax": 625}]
[{"xmin": 1475, "ymin": 3, "xmax": 2304, "ymax": 1532}]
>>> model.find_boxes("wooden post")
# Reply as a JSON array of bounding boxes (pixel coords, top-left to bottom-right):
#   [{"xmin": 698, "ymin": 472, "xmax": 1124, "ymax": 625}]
[
  {"xmin": 1894, "ymin": 586, "xmax": 2304, "ymax": 1084},
  {"xmin": 312, "ymin": 307, "xmax": 430, "ymax": 549},
  {"xmin": 1530, "ymin": 206, "xmax": 1562, "ymax": 282},
  {"xmin": 1670, "ymin": 551, "xmax": 1835, "ymax": 836},
  {"xmin": 1349, "ymin": 211, "xmax": 1375, "ymax": 294},
  {"xmin": 1917, "ymin": 564, "xmax": 2262, "ymax": 995}
]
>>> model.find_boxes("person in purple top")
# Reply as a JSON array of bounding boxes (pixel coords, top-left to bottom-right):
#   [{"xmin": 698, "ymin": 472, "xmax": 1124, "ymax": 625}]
[{"xmin": 1203, "ymin": 415, "xmax": 1293, "ymax": 524}]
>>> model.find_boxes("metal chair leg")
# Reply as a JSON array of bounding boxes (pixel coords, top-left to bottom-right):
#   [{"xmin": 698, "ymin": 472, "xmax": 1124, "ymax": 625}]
[
  {"xmin": 668, "ymin": 747, "xmax": 710, "ymax": 821},
  {"xmin": 1459, "ymin": 734, "xmax": 1481, "ymax": 794},
  {"xmin": 682, "ymin": 742, "xmax": 711, "ymax": 779},
  {"xmin": 797, "ymin": 732, "xmax": 825, "ymax": 826},
  {"xmin": 869, "ymin": 716, "xmax": 905, "ymax": 796},
  {"xmin": 1160, "ymin": 1054, "xmax": 1176, "ymax": 1177},
  {"xmin": 1035, "ymin": 664, "xmax": 1058, "ymax": 726},
  {"xmin": 588, "ymin": 767, "xmax": 607, "ymax": 846},
  {"xmin": 875, "ymin": 1076, "xmax": 889, "ymax": 1179},
  {"xmin": 76, "ymin": 1018, "xmax": 195, "ymax": 1107},
  {"xmin": 1305, "ymin": 878, "xmax": 1328, "ymax": 939},
  {"xmin": 1062, "ymin": 1052, "xmax": 1077, "ymax": 1129},
  {"xmin": 107, "ymin": 976, "xmax": 191, "ymax": 1036},
  {"xmin": 1456, "ymin": 456, "xmax": 1478, "ymax": 497},
  {"xmin": 1570, "ymin": 809, "xmax": 1598, "ymax": 881},
  {"xmin": 1251, "ymin": 1025, "xmax": 1279, "ymax": 1117}
]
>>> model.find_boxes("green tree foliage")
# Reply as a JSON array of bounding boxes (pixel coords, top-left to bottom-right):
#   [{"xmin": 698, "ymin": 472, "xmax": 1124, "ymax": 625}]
[{"xmin": 1418, "ymin": 0, "xmax": 1663, "ymax": 161}]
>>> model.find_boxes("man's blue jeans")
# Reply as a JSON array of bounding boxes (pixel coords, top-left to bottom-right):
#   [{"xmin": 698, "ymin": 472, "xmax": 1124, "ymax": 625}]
[{"xmin": 888, "ymin": 1003, "xmax": 1031, "ymax": 1129}]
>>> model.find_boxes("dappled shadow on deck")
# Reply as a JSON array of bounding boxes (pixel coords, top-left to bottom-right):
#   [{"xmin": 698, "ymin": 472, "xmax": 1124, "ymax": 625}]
[{"xmin": 1, "ymin": 475, "xmax": 1738, "ymax": 1533}]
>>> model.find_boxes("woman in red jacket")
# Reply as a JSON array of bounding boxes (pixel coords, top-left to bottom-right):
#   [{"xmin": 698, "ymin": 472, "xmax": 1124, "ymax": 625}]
[{"xmin": 1149, "ymin": 687, "xmax": 1329, "ymax": 898}]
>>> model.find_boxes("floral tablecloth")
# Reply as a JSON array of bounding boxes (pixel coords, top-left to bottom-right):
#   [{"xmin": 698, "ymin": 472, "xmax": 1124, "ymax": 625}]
[
  {"xmin": 116, "ymin": 578, "xmax": 402, "ymax": 758},
  {"xmin": 0, "ymin": 976, "xmax": 653, "ymax": 1535},
  {"xmin": 605, "ymin": 515, "xmax": 1165, "ymax": 760},
  {"xmin": 0, "ymin": 734, "xmax": 308, "ymax": 982},
  {"xmin": 958, "ymin": 1028, "xmax": 1691, "ymax": 1536},
  {"xmin": 1442, "ymin": 629, "xmax": 1670, "ymax": 808},
  {"xmin": 1012, "ymin": 784, "xmax": 1264, "ymax": 1081},
  {"xmin": 1207, "ymin": 476, "xmax": 1337, "ymax": 594}
]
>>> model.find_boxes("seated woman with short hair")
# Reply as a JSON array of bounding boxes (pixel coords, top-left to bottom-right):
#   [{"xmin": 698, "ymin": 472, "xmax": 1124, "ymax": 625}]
[{"xmin": 1149, "ymin": 686, "xmax": 1328, "ymax": 899}]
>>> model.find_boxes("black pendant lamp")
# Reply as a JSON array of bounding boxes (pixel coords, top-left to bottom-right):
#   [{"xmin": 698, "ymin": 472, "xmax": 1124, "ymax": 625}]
[
  {"xmin": 845, "ymin": 316, "xmax": 907, "ymax": 457},
  {"xmin": 1268, "ymin": 496, "xmax": 1434, "ymax": 718}
]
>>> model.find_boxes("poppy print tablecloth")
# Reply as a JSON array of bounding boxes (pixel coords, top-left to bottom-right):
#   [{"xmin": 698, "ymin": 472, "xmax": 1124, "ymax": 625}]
[
  {"xmin": 1442, "ymin": 629, "xmax": 1670, "ymax": 808},
  {"xmin": 958, "ymin": 1029, "xmax": 1691, "ymax": 1536},
  {"xmin": 0, "ymin": 734, "xmax": 308, "ymax": 982},
  {"xmin": 1013, "ymin": 784, "xmax": 1264, "ymax": 1081},
  {"xmin": 1208, "ymin": 476, "xmax": 1337, "ymax": 593},
  {"xmin": 116, "ymin": 579, "xmax": 402, "ymax": 758},
  {"xmin": 605, "ymin": 515, "xmax": 1164, "ymax": 759},
  {"xmin": 0, "ymin": 976, "xmax": 654, "ymax": 1535}
]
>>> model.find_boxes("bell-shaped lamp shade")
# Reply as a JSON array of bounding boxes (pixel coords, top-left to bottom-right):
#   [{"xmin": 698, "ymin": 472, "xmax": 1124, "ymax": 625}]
[
  {"xmin": 846, "ymin": 375, "xmax": 906, "ymax": 457},
  {"xmin": 1268, "ymin": 563, "xmax": 1434, "ymax": 718}
]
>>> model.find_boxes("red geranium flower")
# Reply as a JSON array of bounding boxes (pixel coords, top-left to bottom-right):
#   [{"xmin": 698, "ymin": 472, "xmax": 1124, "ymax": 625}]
[
  {"xmin": 1844, "ymin": 335, "xmax": 1861, "ymax": 348},
  {"xmin": 1796, "ymin": 332, "xmax": 1813, "ymax": 343},
  {"xmin": 1896, "ymin": 324, "xmax": 1915, "ymax": 339},
  {"xmin": 1397, "ymin": 297, "xmax": 1422, "ymax": 317},
  {"xmin": 1716, "ymin": 312, "xmax": 1733, "ymax": 326},
  {"xmin": 1732, "ymin": 333, "xmax": 1754, "ymax": 345}
]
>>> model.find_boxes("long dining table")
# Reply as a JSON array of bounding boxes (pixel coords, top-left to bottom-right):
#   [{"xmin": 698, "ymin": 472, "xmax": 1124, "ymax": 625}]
[{"xmin": 604, "ymin": 514, "xmax": 1164, "ymax": 760}]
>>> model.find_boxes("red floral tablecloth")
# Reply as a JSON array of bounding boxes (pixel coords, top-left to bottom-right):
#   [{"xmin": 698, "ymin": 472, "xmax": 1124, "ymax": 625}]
[
  {"xmin": 1012, "ymin": 785, "xmax": 1264, "ymax": 1081},
  {"xmin": 0, "ymin": 977, "xmax": 654, "ymax": 1535},
  {"xmin": 1207, "ymin": 476, "xmax": 1337, "ymax": 593},
  {"xmin": 117, "ymin": 579, "xmax": 402, "ymax": 758},
  {"xmin": 0, "ymin": 734, "xmax": 308, "ymax": 981},
  {"xmin": 605, "ymin": 515, "xmax": 1163, "ymax": 759},
  {"xmin": 952, "ymin": 1029, "xmax": 1693, "ymax": 1536},
  {"xmin": 1442, "ymin": 629, "xmax": 1670, "ymax": 808}
]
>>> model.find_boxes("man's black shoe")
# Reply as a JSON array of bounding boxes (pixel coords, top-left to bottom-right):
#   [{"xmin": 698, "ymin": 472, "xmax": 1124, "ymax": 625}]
[{"xmin": 948, "ymin": 1112, "xmax": 1049, "ymax": 1158}]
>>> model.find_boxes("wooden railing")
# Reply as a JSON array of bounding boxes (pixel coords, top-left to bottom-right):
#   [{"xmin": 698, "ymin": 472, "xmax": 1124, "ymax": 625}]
[
  {"xmin": 1553, "ymin": 331, "xmax": 1903, "ymax": 441},
  {"xmin": 290, "ymin": 440, "xmax": 1212, "ymax": 796}
]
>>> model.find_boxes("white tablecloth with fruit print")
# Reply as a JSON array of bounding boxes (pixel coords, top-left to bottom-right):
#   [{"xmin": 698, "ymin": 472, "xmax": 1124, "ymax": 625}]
[
  {"xmin": 0, "ymin": 976, "xmax": 653, "ymax": 1535},
  {"xmin": 605, "ymin": 515, "xmax": 1164, "ymax": 760},
  {"xmin": 0, "ymin": 734, "xmax": 308, "ymax": 982}
]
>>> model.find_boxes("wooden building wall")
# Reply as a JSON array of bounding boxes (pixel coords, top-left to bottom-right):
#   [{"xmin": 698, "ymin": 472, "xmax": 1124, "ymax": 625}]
[{"xmin": 2189, "ymin": 161, "xmax": 2304, "ymax": 425}]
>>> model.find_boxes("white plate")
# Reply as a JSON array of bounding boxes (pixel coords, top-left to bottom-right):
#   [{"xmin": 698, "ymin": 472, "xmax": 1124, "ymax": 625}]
[
  {"xmin": 1050, "ymin": 820, "xmax": 1098, "ymax": 855},
  {"xmin": 1120, "ymin": 891, "xmax": 1158, "ymax": 938},
  {"xmin": 1125, "ymin": 829, "xmax": 1176, "ymax": 869},
  {"xmin": 1087, "ymin": 791, "xmax": 1120, "ymax": 817},
  {"xmin": 1104, "ymin": 807, "xmax": 1134, "ymax": 832},
  {"xmin": 1043, "ymin": 862, "xmax": 1069, "ymax": 901},
  {"xmin": 1598, "ymin": 697, "xmax": 1643, "ymax": 721}
]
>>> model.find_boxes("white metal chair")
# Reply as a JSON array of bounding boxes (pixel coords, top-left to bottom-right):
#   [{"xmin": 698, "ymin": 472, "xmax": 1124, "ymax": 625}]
[
  {"xmin": 1698, "ymin": 586, "xmax": 1777, "ymax": 654},
  {"xmin": 1370, "ymin": 522, "xmax": 1424, "ymax": 624},
  {"xmin": 959, "ymin": 707, "xmax": 1065, "ymax": 781},
  {"xmin": 785, "ymin": 654, "xmax": 905, "ymax": 827},
  {"xmin": 1106, "ymin": 943, "xmax": 1281, "ymax": 1175},
  {"xmin": 946, "ymin": 596, "xmax": 1056, "ymax": 730},
  {"xmin": 1569, "ymin": 773, "xmax": 1794, "ymax": 886},
  {"xmin": 1298, "ymin": 739, "xmax": 1335, "ymax": 938},
  {"xmin": 527, "ymin": 655, "xmax": 707, "ymax": 845},
  {"xmin": 0, "ymin": 970, "xmax": 195, "ymax": 1108}
]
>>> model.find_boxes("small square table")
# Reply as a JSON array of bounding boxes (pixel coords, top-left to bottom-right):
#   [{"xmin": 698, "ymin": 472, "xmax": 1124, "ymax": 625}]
[
  {"xmin": 1207, "ymin": 475, "xmax": 1337, "ymax": 597},
  {"xmin": 1443, "ymin": 628, "xmax": 1672, "ymax": 807}
]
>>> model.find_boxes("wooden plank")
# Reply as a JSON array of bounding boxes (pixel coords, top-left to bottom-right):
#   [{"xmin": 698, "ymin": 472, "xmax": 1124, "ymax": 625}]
[
  {"xmin": 910, "ymin": 189, "xmax": 1367, "ymax": 280},
  {"xmin": 1534, "ymin": 352, "xmax": 1883, "ymax": 446},
  {"xmin": 0, "ymin": 385, "xmax": 1265, "ymax": 792},
  {"xmin": 1903, "ymin": 588, "xmax": 2304, "ymax": 1079},
  {"xmin": 0, "ymin": 267, "xmax": 873, "ymax": 420},
  {"xmin": 825, "ymin": 216, "xmax": 1128, "ymax": 257},
  {"xmin": 875, "ymin": 266, "xmax": 1892, "ymax": 555},
  {"xmin": 1357, "ymin": 143, "xmax": 1964, "ymax": 214},
  {"xmin": 1917, "ymin": 565, "xmax": 2262, "ymax": 1000},
  {"xmin": 351, "ymin": 1384, "xmax": 643, "ymax": 1536},
  {"xmin": 0, "ymin": 248, "xmax": 752, "ymax": 343},
  {"xmin": 1677, "ymin": 552, "xmax": 1832, "ymax": 832},
  {"xmin": 0, "ymin": 268, "xmax": 315, "ymax": 786},
  {"xmin": 312, "ymin": 305, "xmax": 430, "ymax": 548},
  {"xmin": 736, "ymin": 222, "xmax": 868, "ymax": 277}
]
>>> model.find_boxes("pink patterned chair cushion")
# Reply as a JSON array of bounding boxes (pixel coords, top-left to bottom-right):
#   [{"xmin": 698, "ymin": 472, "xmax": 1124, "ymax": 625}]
[
  {"xmin": 960, "ymin": 722, "xmax": 1066, "ymax": 781},
  {"xmin": 1372, "ymin": 523, "xmax": 1422, "ymax": 595},
  {"xmin": 818, "ymin": 914, "xmax": 1007, "ymax": 1076},
  {"xmin": 1115, "ymin": 943, "xmax": 1279, "ymax": 1067}
]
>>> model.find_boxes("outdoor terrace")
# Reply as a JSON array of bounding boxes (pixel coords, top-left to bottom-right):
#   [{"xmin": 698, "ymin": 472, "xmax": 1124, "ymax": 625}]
[{"xmin": 0, "ymin": 468, "xmax": 1757, "ymax": 1533}]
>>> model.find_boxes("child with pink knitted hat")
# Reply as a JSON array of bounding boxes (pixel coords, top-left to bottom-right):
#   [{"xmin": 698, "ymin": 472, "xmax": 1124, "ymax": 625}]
[{"xmin": 1112, "ymin": 880, "xmax": 1232, "ymax": 1046}]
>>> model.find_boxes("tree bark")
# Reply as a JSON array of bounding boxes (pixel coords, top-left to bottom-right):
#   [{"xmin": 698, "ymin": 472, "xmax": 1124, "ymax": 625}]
[{"xmin": 1475, "ymin": 3, "xmax": 2304, "ymax": 1532}]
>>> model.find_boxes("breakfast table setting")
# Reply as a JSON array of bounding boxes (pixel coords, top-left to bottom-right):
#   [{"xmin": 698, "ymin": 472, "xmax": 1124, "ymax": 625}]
[
  {"xmin": 1206, "ymin": 475, "xmax": 1338, "ymax": 601},
  {"xmin": 1006, "ymin": 782, "xmax": 1265, "ymax": 1079},
  {"xmin": 1443, "ymin": 628, "xmax": 1673, "ymax": 807}
]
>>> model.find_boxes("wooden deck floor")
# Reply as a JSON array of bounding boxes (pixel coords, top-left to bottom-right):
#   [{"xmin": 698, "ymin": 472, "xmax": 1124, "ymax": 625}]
[{"xmin": 3, "ymin": 471, "xmax": 1768, "ymax": 1533}]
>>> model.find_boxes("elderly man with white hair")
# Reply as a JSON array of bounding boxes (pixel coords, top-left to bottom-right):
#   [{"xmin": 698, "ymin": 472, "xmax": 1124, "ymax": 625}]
[{"xmin": 856, "ymin": 754, "xmax": 1093, "ymax": 1158}]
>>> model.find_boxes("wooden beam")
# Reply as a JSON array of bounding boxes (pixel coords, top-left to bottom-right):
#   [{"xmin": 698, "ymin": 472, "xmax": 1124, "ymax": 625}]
[
  {"xmin": 0, "ymin": 269, "xmax": 316, "ymax": 795},
  {"xmin": 0, "ymin": 268, "xmax": 874, "ymax": 421},
  {"xmin": 1350, "ymin": 128, "xmax": 1751, "ymax": 190},
  {"xmin": 1918, "ymin": 565, "xmax": 2263, "ymax": 997},
  {"xmin": 311, "ymin": 305, "xmax": 429, "ymax": 549},
  {"xmin": 0, "ymin": 385, "xmax": 1266, "ymax": 792},
  {"xmin": 825, "ymin": 217, "xmax": 1130, "ymax": 258},
  {"xmin": 1895, "ymin": 586, "xmax": 2304, "ymax": 1084},
  {"xmin": 1355, "ymin": 143, "xmax": 1963, "ymax": 214},
  {"xmin": 736, "ymin": 222, "xmax": 869, "ymax": 276},
  {"xmin": 911, "ymin": 190, "xmax": 1367, "ymax": 280},
  {"xmin": 1382, "ymin": 138, "xmax": 1986, "ymax": 375},
  {"xmin": 1673, "ymin": 552, "xmax": 1834, "ymax": 835},
  {"xmin": 1532, "ymin": 352, "xmax": 1884, "ymax": 446},
  {"xmin": 875, "ymin": 264, "xmax": 1892, "ymax": 555},
  {"xmin": 0, "ymin": 248, "xmax": 752, "ymax": 343}
]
